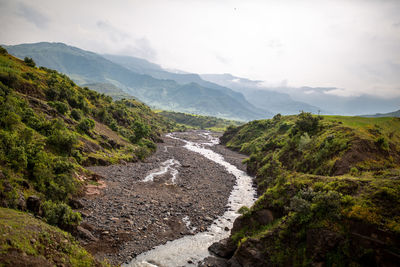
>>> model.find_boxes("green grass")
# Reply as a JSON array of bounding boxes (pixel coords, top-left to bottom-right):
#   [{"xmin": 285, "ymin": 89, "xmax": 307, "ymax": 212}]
[{"xmin": 0, "ymin": 208, "xmax": 103, "ymax": 266}]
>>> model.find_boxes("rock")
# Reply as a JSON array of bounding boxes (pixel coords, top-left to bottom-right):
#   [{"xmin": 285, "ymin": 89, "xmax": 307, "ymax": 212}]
[
  {"xmin": 254, "ymin": 209, "xmax": 274, "ymax": 225},
  {"xmin": 198, "ymin": 256, "xmax": 228, "ymax": 267},
  {"xmin": 26, "ymin": 195, "xmax": 41, "ymax": 214},
  {"xmin": 69, "ymin": 198, "xmax": 84, "ymax": 209},
  {"xmin": 17, "ymin": 194, "xmax": 26, "ymax": 211},
  {"xmin": 306, "ymin": 228, "xmax": 343, "ymax": 262},
  {"xmin": 91, "ymin": 173, "xmax": 104, "ymax": 181},
  {"xmin": 77, "ymin": 226, "xmax": 98, "ymax": 242},
  {"xmin": 208, "ymin": 238, "xmax": 236, "ymax": 258}
]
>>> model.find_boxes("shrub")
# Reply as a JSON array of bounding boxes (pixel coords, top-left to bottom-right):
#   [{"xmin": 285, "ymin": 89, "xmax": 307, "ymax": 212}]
[
  {"xmin": 77, "ymin": 118, "xmax": 95, "ymax": 134},
  {"xmin": 47, "ymin": 130, "xmax": 78, "ymax": 155},
  {"xmin": 41, "ymin": 201, "xmax": 81, "ymax": 230},
  {"xmin": 24, "ymin": 57, "xmax": 36, "ymax": 67},
  {"xmin": 0, "ymin": 46, "xmax": 7, "ymax": 55},
  {"xmin": 375, "ymin": 136, "xmax": 389, "ymax": 151},
  {"xmin": 70, "ymin": 109, "xmax": 82, "ymax": 121},
  {"xmin": 295, "ymin": 112, "xmax": 322, "ymax": 134},
  {"xmin": 49, "ymin": 101, "xmax": 69, "ymax": 115}
]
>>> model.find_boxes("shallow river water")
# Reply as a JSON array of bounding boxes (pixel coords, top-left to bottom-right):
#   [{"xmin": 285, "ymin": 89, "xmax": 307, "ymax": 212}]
[{"xmin": 123, "ymin": 131, "xmax": 256, "ymax": 267}]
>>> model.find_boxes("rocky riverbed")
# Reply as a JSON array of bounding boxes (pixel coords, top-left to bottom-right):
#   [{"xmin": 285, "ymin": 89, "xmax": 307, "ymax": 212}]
[{"xmin": 77, "ymin": 131, "xmax": 251, "ymax": 265}]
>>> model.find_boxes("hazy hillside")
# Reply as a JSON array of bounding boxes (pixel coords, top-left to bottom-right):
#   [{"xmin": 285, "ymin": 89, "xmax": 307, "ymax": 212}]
[
  {"xmin": 362, "ymin": 109, "xmax": 400, "ymax": 118},
  {"xmin": 201, "ymin": 73, "xmax": 322, "ymax": 115},
  {"xmin": 5, "ymin": 42, "xmax": 271, "ymax": 121},
  {"xmin": 201, "ymin": 73, "xmax": 400, "ymax": 116},
  {"xmin": 83, "ymin": 82, "xmax": 133, "ymax": 100},
  {"xmin": 215, "ymin": 113, "xmax": 400, "ymax": 266},
  {"xmin": 103, "ymin": 54, "xmax": 269, "ymax": 117}
]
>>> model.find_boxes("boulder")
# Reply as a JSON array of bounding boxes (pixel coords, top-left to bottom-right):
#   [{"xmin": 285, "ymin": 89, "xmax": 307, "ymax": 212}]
[
  {"xmin": 77, "ymin": 226, "xmax": 98, "ymax": 242},
  {"xmin": 69, "ymin": 198, "xmax": 84, "ymax": 209},
  {"xmin": 26, "ymin": 195, "xmax": 41, "ymax": 214},
  {"xmin": 209, "ymin": 238, "xmax": 236, "ymax": 258},
  {"xmin": 198, "ymin": 256, "xmax": 228, "ymax": 267}
]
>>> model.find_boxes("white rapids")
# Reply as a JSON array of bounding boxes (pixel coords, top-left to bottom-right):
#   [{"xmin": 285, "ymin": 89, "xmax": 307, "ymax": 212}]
[
  {"xmin": 142, "ymin": 159, "xmax": 181, "ymax": 184},
  {"xmin": 124, "ymin": 131, "xmax": 256, "ymax": 267}
]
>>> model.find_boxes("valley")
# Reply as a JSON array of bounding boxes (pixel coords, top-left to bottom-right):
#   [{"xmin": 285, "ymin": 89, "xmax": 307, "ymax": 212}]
[{"xmin": 76, "ymin": 131, "xmax": 255, "ymax": 266}]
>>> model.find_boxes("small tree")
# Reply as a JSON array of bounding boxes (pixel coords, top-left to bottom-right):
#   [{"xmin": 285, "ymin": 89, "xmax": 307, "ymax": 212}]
[{"xmin": 24, "ymin": 57, "xmax": 36, "ymax": 67}]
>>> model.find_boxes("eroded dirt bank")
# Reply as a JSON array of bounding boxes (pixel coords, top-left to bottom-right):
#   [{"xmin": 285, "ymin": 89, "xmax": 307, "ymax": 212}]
[{"xmin": 77, "ymin": 131, "xmax": 248, "ymax": 265}]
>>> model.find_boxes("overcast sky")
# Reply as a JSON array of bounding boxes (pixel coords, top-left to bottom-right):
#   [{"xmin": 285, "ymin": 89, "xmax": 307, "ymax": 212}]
[{"xmin": 1, "ymin": 0, "xmax": 399, "ymax": 98}]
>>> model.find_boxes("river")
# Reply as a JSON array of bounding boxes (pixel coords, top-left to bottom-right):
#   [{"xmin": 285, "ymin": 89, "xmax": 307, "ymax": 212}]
[{"xmin": 123, "ymin": 131, "xmax": 256, "ymax": 267}]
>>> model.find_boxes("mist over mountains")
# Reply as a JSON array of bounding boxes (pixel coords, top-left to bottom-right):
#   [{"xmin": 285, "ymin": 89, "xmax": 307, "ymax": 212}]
[
  {"xmin": 5, "ymin": 42, "xmax": 272, "ymax": 121},
  {"xmin": 5, "ymin": 42, "xmax": 400, "ymax": 118}
]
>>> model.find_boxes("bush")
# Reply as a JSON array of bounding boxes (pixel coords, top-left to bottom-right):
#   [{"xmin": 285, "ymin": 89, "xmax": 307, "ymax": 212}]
[
  {"xmin": 49, "ymin": 101, "xmax": 69, "ymax": 115},
  {"xmin": 47, "ymin": 130, "xmax": 78, "ymax": 155},
  {"xmin": 70, "ymin": 109, "xmax": 82, "ymax": 121},
  {"xmin": 295, "ymin": 112, "xmax": 322, "ymax": 134},
  {"xmin": 24, "ymin": 57, "xmax": 36, "ymax": 67},
  {"xmin": 77, "ymin": 118, "xmax": 95, "ymax": 134},
  {"xmin": 0, "ymin": 46, "xmax": 7, "ymax": 55},
  {"xmin": 41, "ymin": 201, "xmax": 81, "ymax": 230}
]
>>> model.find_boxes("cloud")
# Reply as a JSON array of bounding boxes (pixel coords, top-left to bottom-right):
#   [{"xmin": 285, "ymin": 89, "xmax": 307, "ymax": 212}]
[
  {"xmin": 118, "ymin": 38, "xmax": 157, "ymax": 61},
  {"xmin": 16, "ymin": 2, "xmax": 49, "ymax": 29},
  {"xmin": 96, "ymin": 20, "xmax": 130, "ymax": 42}
]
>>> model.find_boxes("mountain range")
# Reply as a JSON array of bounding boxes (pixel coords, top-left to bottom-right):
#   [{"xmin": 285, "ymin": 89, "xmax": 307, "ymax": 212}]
[
  {"xmin": 4, "ymin": 42, "xmax": 399, "ymax": 118},
  {"xmin": 4, "ymin": 42, "xmax": 270, "ymax": 121}
]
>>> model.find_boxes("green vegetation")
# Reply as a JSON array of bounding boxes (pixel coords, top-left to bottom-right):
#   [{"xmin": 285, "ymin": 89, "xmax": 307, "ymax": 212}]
[
  {"xmin": 158, "ymin": 110, "xmax": 243, "ymax": 132},
  {"xmin": 222, "ymin": 112, "xmax": 400, "ymax": 266},
  {"xmin": 0, "ymin": 208, "xmax": 104, "ymax": 266},
  {"xmin": 0, "ymin": 47, "xmax": 175, "ymax": 264}
]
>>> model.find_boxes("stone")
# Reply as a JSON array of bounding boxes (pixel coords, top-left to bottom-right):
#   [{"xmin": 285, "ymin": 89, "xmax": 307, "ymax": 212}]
[
  {"xmin": 198, "ymin": 256, "xmax": 228, "ymax": 267},
  {"xmin": 69, "ymin": 198, "xmax": 84, "ymax": 209},
  {"xmin": 26, "ymin": 195, "xmax": 41, "ymax": 214},
  {"xmin": 208, "ymin": 238, "xmax": 236, "ymax": 258},
  {"xmin": 17, "ymin": 194, "xmax": 26, "ymax": 211},
  {"xmin": 77, "ymin": 226, "xmax": 98, "ymax": 242}
]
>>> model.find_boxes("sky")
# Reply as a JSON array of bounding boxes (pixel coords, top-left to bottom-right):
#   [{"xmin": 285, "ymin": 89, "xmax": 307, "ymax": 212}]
[{"xmin": 1, "ymin": 0, "xmax": 400, "ymax": 98}]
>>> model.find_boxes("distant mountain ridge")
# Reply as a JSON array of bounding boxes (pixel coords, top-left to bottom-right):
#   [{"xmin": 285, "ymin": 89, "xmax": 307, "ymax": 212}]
[
  {"xmin": 5, "ymin": 42, "xmax": 271, "ymax": 121},
  {"xmin": 362, "ymin": 109, "xmax": 400, "ymax": 118},
  {"xmin": 201, "ymin": 74, "xmax": 400, "ymax": 116},
  {"xmin": 201, "ymin": 73, "xmax": 323, "ymax": 115}
]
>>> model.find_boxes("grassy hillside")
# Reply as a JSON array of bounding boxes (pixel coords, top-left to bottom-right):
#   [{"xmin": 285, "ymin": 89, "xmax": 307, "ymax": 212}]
[
  {"xmin": 5, "ymin": 42, "xmax": 272, "ymax": 121},
  {"xmin": 0, "ymin": 46, "xmax": 174, "ymax": 264},
  {"xmin": 0, "ymin": 208, "xmax": 104, "ymax": 266},
  {"xmin": 158, "ymin": 110, "xmax": 243, "ymax": 132},
  {"xmin": 219, "ymin": 112, "xmax": 400, "ymax": 266}
]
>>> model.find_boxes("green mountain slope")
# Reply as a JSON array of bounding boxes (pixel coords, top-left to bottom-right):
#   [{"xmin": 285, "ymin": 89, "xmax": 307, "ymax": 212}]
[
  {"xmin": 158, "ymin": 110, "xmax": 243, "ymax": 131},
  {"xmin": 216, "ymin": 113, "xmax": 400, "ymax": 266},
  {"xmin": 0, "ymin": 47, "xmax": 175, "ymax": 263},
  {"xmin": 5, "ymin": 42, "xmax": 272, "ymax": 121}
]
